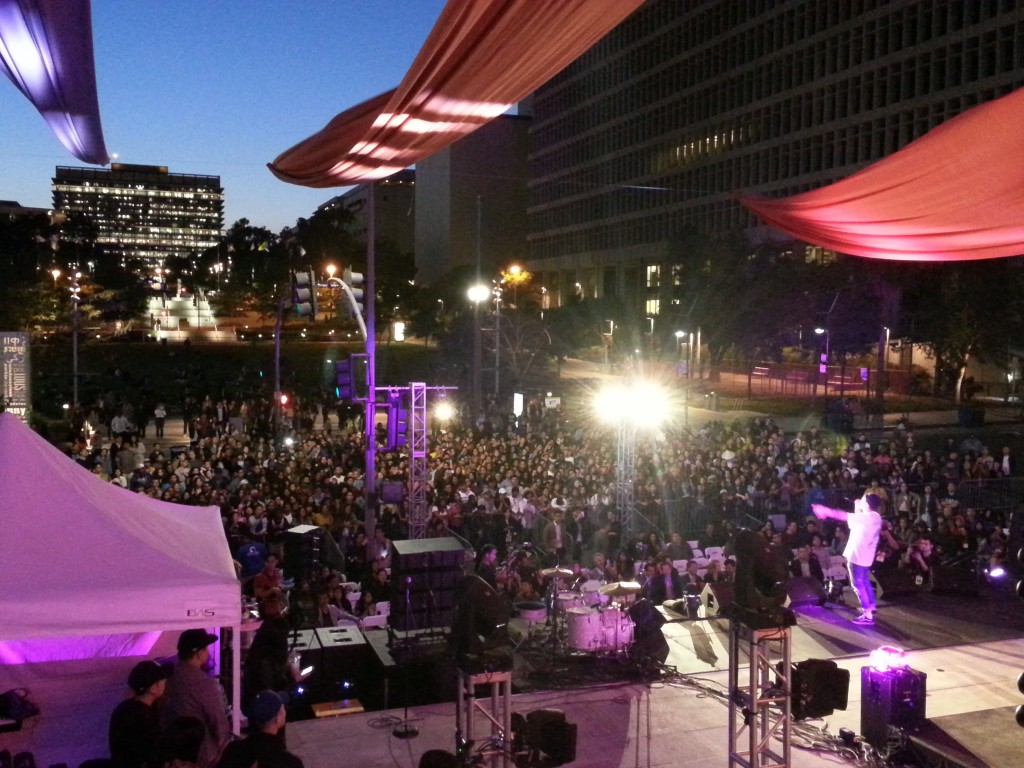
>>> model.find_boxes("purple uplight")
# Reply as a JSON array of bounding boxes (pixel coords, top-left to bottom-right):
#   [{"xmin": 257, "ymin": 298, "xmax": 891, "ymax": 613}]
[{"xmin": 868, "ymin": 644, "xmax": 908, "ymax": 672}]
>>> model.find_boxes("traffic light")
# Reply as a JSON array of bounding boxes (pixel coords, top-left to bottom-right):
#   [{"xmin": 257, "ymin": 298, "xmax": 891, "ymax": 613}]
[
  {"xmin": 292, "ymin": 269, "xmax": 317, "ymax": 317},
  {"xmin": 343, "ymin": 267, "xmax": 364, "ymax": 318},
  {"xmin": 335, "ymin": 354, "xmax": 369, "ymax": 401},
  {"xmin": 386, "ymin": 391, "xmax": 408, "ymax": 449},
  {"xmin": 335, "ymin": 358, "xmax": 353, "ymax": 400}
]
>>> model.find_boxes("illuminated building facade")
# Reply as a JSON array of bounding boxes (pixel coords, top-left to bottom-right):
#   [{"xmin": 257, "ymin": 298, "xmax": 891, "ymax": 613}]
[
  {"xmin": 51, "ymin": 164, "xmax": 224, "ymax": 266},
  {"xmin": 527, "ymin": 0, "xmax": 1024, "ymax": 316}
]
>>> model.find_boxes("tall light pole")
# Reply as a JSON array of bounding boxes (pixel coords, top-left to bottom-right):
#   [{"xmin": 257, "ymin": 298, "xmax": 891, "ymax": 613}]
[
  {"xmin": 815, "ymin": 326, "xmax": 830, "ymax": 412},
  {"xmin": 493, "ymin": 282, "xmax": 502, "ymax": 396},
  {"xmin": 325, "ymin": 263, "xmax": 337, "ymax": 320},
  {"xmin": 468, "ymin": 283, "xmax": 489, "ymax": 419}
]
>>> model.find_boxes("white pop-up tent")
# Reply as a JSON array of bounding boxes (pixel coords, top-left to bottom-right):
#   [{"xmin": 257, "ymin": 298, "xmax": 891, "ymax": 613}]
[{"xmin": 0, "ymin": 412, "xmax": 241, "ymax": 763}]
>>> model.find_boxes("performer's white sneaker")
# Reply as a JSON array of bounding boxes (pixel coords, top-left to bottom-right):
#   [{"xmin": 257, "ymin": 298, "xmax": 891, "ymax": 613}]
[{"xmin": 852, "ymin": 612, "xmax": 874, "ymax": 625}]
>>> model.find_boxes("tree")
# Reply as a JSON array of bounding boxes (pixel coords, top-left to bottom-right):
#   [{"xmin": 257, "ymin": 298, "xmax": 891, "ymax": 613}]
[{"xmin": 906, "ymin": 259, "xmax": 1024, "ymax": 402}]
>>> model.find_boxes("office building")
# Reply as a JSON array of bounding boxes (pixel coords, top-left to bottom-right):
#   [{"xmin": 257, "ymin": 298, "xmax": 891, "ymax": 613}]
[
  {"xmin": 415, "ymin": 114, "xmax": 531, "ymax": 286},
  {"xmin": 317, "ymin": 168, "xmax": 416, "ymax": 258},
  {"xmin": 528, "ymin": 0, "xmax": 1024, "ymax": 316},
  {"xmin": 51, "ymin": 163, "xmax": 224, "ymax": 266}
]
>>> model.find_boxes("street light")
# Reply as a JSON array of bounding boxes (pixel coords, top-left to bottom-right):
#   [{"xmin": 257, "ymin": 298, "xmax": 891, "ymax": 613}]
[
  {"xmin": 325, "ymin": 264, "xmax": 337, "ymax": 319},
  {"xmin": 50, "ymin": 267, "xmax": 60, "ymax": 286},
  {"xmin": 815, "ymin": 326, "xmax": 830, "ymax": 410},
  {"xmin": 468, "ymin": 283, "xmax": 489, "ymax": 419}
]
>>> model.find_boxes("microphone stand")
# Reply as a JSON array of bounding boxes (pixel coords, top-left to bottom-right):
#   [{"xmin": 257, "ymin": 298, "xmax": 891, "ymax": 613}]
[{"xmin": 392, "ymin": 576, "xmax": 419, "ymax": 739}]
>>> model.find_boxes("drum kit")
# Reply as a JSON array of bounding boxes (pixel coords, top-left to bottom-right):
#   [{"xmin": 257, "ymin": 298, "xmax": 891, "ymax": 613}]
[{"xmin": 513, "ymin": 567, "xmax": 641, "ymax": 655}]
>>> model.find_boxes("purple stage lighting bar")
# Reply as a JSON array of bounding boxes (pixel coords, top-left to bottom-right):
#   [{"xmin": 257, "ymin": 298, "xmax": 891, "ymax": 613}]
[{"xmin": 0, "ymin": 0, "xmax": 109, "ymax": 164}]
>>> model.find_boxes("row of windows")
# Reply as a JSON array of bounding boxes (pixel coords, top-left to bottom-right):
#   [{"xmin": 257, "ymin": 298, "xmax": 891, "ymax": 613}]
[
  {"xmin": 573, "ymin": 0, "xmax": 1018, "ymax": 90},
  {"xmin": 534, "ymin": 21, "xmax": 1023, "ymax": 151},
  {"xmin": 530, "ymin": 82, "xmax": 1020, "ymax": 218},
  {"xmin": 529, "ymin": 1, "xmax": 1024, "ymax": 262}
]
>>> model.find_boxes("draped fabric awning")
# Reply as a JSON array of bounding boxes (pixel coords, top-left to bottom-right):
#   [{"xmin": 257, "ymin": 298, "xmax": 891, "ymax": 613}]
[
  {"xmin": 740, "ymin": 86, "xmax": 1024, "ymax": 262},
  {"xmin": 0, "ymin": 0, "xmax": 109, "ymax": 165},
  {"xmin": 268, "ymin": 0, "xmax": 644, "ymax": 188}
]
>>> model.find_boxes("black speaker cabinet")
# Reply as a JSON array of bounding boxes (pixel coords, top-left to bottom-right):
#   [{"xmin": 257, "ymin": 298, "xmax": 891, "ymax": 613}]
[
  {"xmin": 390, "ymin": 538, "xmax": 466, "ymax": 631},
  {"xmin": 786, "ymin": 576, "xmax": 827, "ymax": 607},
  {"xmin": 526, "ymin": 709, "xmax": 577, "ymax": 766},
  {"xmin": 283, "ymin": 524, "xmax": 325, "ymax": 583},
  {"xmin": 700, "ymin": 581, "xmax": 734, "ymax": 617},
  {"xmin": 314, "ymin": 626, "xmax": 368, "ymax": 679},
  {"xmin": 861, "ymin": 666, "xmax": 927, "ymax": 748}
]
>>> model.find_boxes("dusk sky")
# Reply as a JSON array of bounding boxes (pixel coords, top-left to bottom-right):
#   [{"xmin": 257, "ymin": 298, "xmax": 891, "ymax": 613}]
[{"xmin": 0, "ymin": 0, "xmax": 447, "ymax": 233}]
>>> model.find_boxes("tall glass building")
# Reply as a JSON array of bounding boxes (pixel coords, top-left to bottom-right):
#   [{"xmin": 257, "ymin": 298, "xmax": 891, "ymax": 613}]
[
  {"xmin": 52, "ymin": 163, "xmax": 224, "ymax": 266},
  {"xmin": 528, "ymin": 0, "xmax": 1024, "ymax": 314}
]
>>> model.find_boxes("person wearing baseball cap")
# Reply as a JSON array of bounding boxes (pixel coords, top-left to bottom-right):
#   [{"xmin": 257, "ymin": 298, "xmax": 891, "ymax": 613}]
[
  {"xmin": 161, "ymin": 629, "xmax": 230, "ymax": 768},
  {"xmin": 214, "ymin": 690, "xmax": 303, "ymax": 768},
  {"xmin": 109, "ymin": 660, "xmax": 167, "ymax": 768}
]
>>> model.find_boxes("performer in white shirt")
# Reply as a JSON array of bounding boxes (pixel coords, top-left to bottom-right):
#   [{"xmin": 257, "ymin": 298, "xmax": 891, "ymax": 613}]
[{"xmin": 812, "ymin": 492, "xmax": 882, "ymax": 625}]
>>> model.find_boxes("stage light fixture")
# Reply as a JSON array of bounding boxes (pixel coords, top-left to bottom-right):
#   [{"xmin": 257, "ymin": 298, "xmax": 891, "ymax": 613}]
[{"xmin": 868, "ymin": 645, "xmax": 908, "ymax": 672}]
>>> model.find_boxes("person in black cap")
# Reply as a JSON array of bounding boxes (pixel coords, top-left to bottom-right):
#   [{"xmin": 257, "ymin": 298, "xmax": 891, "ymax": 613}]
[
  {"xmin": 214, "ymin": 690, "xmax": 303, "ymax": 768},
  {"xmin": 161, "ymin": 629, "xmax": 231, "ymax": 768},
  {"xmin": 109, "ymin": 659, "xmax": 167, "ymax": 768}
]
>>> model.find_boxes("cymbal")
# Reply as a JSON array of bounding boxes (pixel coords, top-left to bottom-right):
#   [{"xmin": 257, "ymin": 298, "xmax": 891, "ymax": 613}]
[
  {"xmin": 599, "ymin": 580, "xmax": 642, "ymax": 597},
  {"xmin": 540, "ymin": 567, "xmax": 574, "ymax": 579}
]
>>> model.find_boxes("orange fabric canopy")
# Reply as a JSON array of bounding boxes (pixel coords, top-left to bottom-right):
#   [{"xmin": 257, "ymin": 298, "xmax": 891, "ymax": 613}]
[
  {"xmin": 740, "ymin": 87, "xmax": 1024, "ymax": 261},
  {"xmin": 268, "ymin": 0, "xmax": 643, "ymax": 188}
]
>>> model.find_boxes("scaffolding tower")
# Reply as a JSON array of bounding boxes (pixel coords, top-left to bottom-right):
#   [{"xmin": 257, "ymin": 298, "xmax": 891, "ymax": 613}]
[
  {"xmin": 727, "ymin": 621, "xmax": 792, "ymax": 768},
  {"xmin": 408, "ymin": 381, "xmax": 429, "ymax": 539},
  {"xmin": 615, "ymin": 421, "xmax": 636, "ymax": 535}
]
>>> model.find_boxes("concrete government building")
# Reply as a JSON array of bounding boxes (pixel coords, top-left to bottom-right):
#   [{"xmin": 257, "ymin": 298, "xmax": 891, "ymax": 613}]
[
  {"xmin": 52, "ymin": 163, "xmax": 224, "ymax": 266},
  {"xmin": 526, "ymin": 0, "xmax": 1024, "ymax": 320}
]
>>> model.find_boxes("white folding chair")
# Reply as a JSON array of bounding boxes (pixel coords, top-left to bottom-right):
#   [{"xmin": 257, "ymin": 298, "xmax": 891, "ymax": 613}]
[
  {"xmin": 375, "ymin": 600, "xmax": 391, "ymax": 616},
  {"xmin": 361, "ymin": 614, "xmax": 388, "ymax": 629},
  {"xmin": 704, "ymin": 546, "xmax": 724, "ymax": 561},
  {"xmin": 672, "ymin": 559, "xmax": 688, "ymax": 573}
]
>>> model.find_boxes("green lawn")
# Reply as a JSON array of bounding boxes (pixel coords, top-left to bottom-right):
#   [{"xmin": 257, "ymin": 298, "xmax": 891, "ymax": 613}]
[{"xmin": 30, "ymin": 338, "xmax": 453, "ymax": 417}]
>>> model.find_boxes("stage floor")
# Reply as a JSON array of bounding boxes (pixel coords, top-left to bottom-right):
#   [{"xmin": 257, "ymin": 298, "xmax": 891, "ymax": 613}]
[{"xmin": 291, "ymin": 587, "xmax": 1024, "ymax": 768}]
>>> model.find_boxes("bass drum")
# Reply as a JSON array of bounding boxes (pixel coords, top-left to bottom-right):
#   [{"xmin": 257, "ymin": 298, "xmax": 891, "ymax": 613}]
[
  {"xmin": 599, "ymin": 606, "xmax": 634, "ymax": 651},
  {"xmin": 566, "ymin": 607, "xmax": 603, "ymax": 651}
]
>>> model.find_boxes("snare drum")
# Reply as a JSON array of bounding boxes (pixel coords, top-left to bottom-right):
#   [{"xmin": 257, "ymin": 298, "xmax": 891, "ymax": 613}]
[
  {"xmin": 566, "ymin": 607, "xmax": 603, "ymax": 651},
  {"xmin": 556, "ymin": 590, "xmax": 585, "ymax": 612},
  {"xmin": 515, "ymin": 601, "xmax": 547, "ymax": 623}
]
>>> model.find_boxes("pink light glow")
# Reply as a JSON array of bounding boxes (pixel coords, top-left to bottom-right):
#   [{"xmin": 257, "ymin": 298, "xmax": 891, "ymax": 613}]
[
  {"xmin": 868, "ymin": 645, "xmax": 908, "ymax": 672},
  {"xmin": 0, "ymin": 632, "xmax": 161, "ymax": 664}
]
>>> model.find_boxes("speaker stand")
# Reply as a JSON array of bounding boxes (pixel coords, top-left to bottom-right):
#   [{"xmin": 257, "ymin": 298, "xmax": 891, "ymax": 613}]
[{"xmin": 391, "ymin": 580, "xmax": 419, "ymax": 739}]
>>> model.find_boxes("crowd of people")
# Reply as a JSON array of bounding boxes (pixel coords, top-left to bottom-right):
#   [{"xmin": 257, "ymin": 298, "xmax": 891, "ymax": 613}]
[{"xmin": 65, "ymin": 390, "xmax": 1014, "ymax": 628}]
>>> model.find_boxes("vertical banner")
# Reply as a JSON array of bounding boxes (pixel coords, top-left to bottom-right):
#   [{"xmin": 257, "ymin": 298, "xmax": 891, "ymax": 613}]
[{"xmin": 0, "ymin": 333, "xmax": 31, "ymax": 424}]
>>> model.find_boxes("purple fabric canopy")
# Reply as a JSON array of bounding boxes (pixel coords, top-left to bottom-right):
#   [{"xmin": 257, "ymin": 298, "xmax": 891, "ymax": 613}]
[{"xmin": 0, "ymin": 0, "xmax": 109, "ymax": 164}]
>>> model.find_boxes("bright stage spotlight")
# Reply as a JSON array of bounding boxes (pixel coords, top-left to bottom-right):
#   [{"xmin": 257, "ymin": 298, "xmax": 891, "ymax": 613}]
[
  {"xmin": 591, "ymin": 380, "xmax": 672, "ymax": 428},
  {"xmin": 434, "ymin": 400, "xmax": 455, "ymax": 423}
]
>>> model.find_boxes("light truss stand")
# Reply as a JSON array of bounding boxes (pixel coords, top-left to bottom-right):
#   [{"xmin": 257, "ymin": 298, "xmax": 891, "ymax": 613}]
[
  {"xmin": 455, "ymin": 668, "xmax": 512, "ymax": 768},
  {"xmin": 408, "ymin": 381, "xmax": 428, "ymax": 539},
  {"xmin": 727, "ymin": 620, "xmax": 792, "ymax": 768},
  {"xmin": 615, "ymin": 421, "xmax": 636, "ymax": 536}
]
